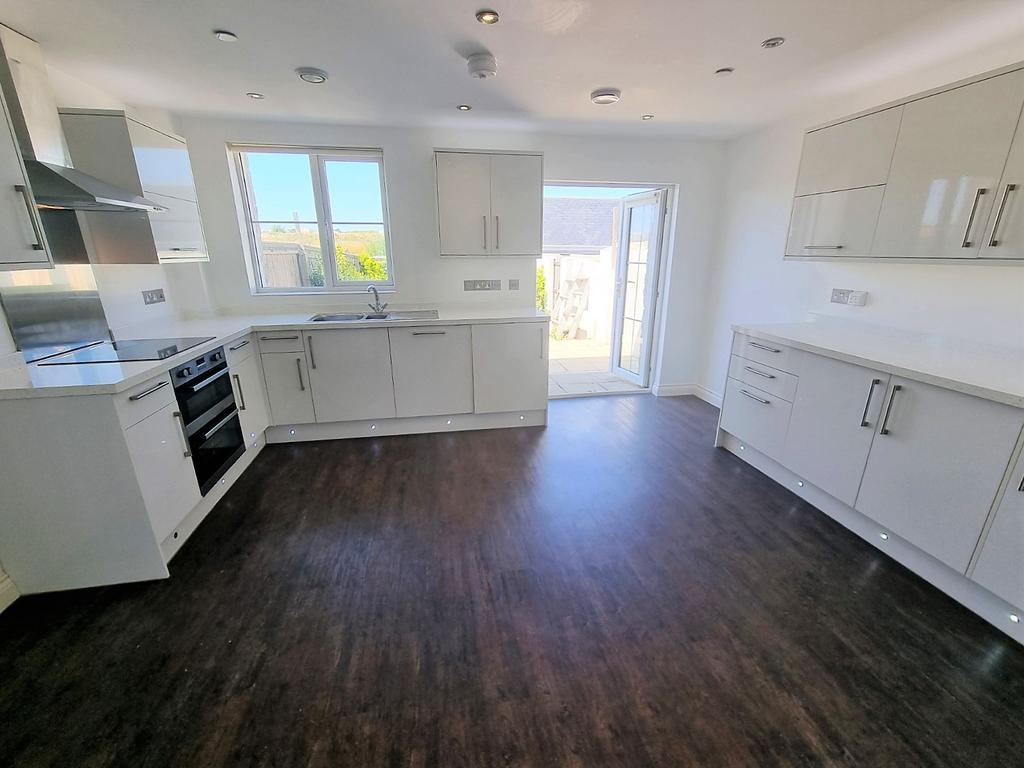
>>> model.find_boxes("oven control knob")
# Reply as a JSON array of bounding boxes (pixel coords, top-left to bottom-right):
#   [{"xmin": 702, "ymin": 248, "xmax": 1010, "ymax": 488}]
[
  {"xmin": 178, "ymin": 366, "xmax": 193, "ymax": 378},
  {"xmin": 211, "ymin": 351, "xmax": 223, "ymax": 362}
]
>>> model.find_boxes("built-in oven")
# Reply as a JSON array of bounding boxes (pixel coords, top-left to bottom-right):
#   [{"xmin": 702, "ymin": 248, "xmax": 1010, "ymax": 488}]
[{"xmin": 171, "ymin": 347, "xmax": 245, "ymax": 496}]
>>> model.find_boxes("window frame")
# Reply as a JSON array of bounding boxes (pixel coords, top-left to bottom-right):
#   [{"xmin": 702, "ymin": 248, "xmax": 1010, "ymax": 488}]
[{"xmin": 232, "ymin": 144, "xmax": 396, "ymax": 295}]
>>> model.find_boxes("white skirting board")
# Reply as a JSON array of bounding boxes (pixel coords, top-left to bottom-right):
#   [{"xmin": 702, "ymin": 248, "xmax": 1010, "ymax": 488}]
[
  {"xmin": 265, "ymin": 409, "xmax": 547, "ymax": 444},
  {"xmin": 652, "ymin": 383, "xmax": 723, "ymax": 408},
  {"xmin": 0, "ymin": 573, "xmax": 18, "ymax": 614},
  {"xmin": 717, "ymin": 430, "xmax": 1024, "ymax": 645}
]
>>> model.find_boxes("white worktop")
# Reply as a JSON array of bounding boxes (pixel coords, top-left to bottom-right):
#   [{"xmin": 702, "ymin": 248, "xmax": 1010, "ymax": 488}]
[
  {"xmin": 0, "ymin": 308, "xmax": 549, "ymax": 400},
  {"xmin": 734, "ymin": 317, "xmax": 1024, "ymax": 408}
]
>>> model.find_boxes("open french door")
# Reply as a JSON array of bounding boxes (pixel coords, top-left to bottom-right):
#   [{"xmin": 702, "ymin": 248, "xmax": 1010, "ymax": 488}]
[{"xmin": 610, "ymin": 189, "xmax": 667, "ymax": 386}]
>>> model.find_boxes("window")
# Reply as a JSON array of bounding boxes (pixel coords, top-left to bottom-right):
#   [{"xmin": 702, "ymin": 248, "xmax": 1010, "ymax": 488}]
[{"xmin": 233, "ymin": 146, "xmax": 393, "ymax": 293}]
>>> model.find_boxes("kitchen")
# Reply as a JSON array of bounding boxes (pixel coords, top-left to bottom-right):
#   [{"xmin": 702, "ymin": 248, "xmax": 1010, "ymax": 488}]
[{"xmin": 1, "ymin": 2, "xmax": 1023, "ymax": 766}]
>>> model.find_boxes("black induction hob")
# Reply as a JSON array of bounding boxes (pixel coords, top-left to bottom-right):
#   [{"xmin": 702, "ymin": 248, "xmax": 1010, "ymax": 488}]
[{"xmin": 38, "ymin": 336, "xmax": 216, "ymax": 365}]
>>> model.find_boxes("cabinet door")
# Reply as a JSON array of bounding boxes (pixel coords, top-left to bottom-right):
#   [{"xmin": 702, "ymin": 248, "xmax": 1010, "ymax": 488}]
[
  {"xmin": 972, "ymin": 450, "xmax": 1024, "ymax": 608},
  {"xmin": 854, "ymin": 377, "xmax": 1024, "ymax": 572},
  {"xmin": 436, "ymin": 152, "xmax": 492, "ymax": 255},
  {"xmin": 305, "ymin": 329, "xmax": 396, "ymax": 422},
  {"xmin": 490, "ymin": 153, "xmax": 543, "ymax": 256},
  {"xmin": 979, "ymin": 108, "xmax": 1024, "ymax": 260},
  {"xmin": 126, "ymin": 119, "xmax": 197, "ymax": 202},
  {"xmin": 231, "ymin": 353, "xmax": 271, "ymax": 439},
  {"xmin": 472, "ymin": 323, "xmax": 548, "ymax": 414},
  {"xmin": 782, "ymin": 354, "xmax": 890, "ymax": 506},
  {"xmin": 795, "ymin": 107, "xmax": 903, "ymax": 196},
  {"xmin": 786, "ymin": 186, "xmax": 885, "ymax": 257},
  {"xmin": 261, "ymin": 352, "xmax": 315, "ymax": 425},
  {"xmin": 124, "ymin": 403, "xmax": 201, "ymax": 542},
  {"xmin": 872, "ymin": 70, "xmax": 1024, "ymax": 258},
  {"xmin": 146, "ymin": 191, "xmax": 208, "ymax": 262},
  {"xmin": 389, "ymin": 325, "xmax": 473, "ymax": 417},
  {"xmin": 0, "ymin": 84, "xmax": 51, "ymax": 268}
]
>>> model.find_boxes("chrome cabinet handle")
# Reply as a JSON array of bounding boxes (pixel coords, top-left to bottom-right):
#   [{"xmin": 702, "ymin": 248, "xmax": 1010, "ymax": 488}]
[
  {"xmin": 203, "ymin": 410, "xmax": 238, "ymax": 441},
  {"xmin": 743, "ymin": 365, "xmax": 775, "ymax": 379},
  {"xmin": 260, "ymin": 335, "xmax": 299, "ymax": 341},
  {"xmin": 961, "ymin": 188, "xmax": 988, "ymax": 248},
  {"xmin": 539, "ymin": 326, "xmax": 545, "ymax": 359},
  {"xmin": 1018, "ymin": 471, "xmax": 1024, "ymax": 493},
  {"xmin": 14, "ymin": 185, "xmax": 45, "ymax": 250},
  {"xmin": 192, "ymin": 367, "xmax": 229, "ymax": 391},
  {"xmin": 308, "ymin": 335, "xmax": 316, "ymax": 369},
  {"xmin": 803, "ymin": 245, "xmax": 843, "ymax": 250},
  {"xmin": 495, "ymin": 215, "xmax": 500, "ymax": 250},
  {"xmin": 749, "ymin": 341, "xmax": 781, "ymax": 353},
  {"xmin": 411, "ymin": 330, "xmax": 446, "ymax": 336},
  {"xmin": 172, "ymin": 411, "xmax": 191, "ymax": 457},
  {"xmin": 128, "ymin": 380, "xmax": 169, "ymax": 401},
  {"xmin": 482, "ymin": 215, "xmax": 487, "ymax": 250},
  {"xmin": 859, "ymin": 378, "xmax": 882, "ymax": 427},
  {"xmin": 988, "ymin": 183, "xmax": 1017, "ymax": 247},
  {"xmin": 228, "ymin": 339, "xmax": 250, "ymax": 351},
  {"xmin": 879, "ymin": 384, "xmax": 902, "ymax": 435},
  {"xmin": 232, "ymin": 373, "xmax": 247, "ymax": 411},
  {"xmin": 296, "ymin": 358, "xmax": 305, "ymax": 391},
  {"xmin": 738, "ymin": 389, "xmax": 771, "ymax": 405}
]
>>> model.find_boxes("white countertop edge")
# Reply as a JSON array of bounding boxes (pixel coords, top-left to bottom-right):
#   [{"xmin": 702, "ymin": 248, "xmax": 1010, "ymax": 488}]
[
  {"xmin": 0, "ymin": 311, "xmax": 550, "ymax": 400},
  {"xmin": 732, "ymin": 323, "xmax": 1024, "ymax": 409}
]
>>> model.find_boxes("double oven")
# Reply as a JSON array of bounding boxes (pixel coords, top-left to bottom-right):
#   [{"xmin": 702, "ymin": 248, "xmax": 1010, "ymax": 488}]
[{"xmin": 171, "ymin": 347, "xmax": 245, "ymax": 495}]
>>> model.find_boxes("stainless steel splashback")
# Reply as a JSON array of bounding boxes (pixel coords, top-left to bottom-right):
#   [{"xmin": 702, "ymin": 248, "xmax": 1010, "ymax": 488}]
[{"xmin": 0, "ymin": 261, "xmax": 109, "ymax": 361}]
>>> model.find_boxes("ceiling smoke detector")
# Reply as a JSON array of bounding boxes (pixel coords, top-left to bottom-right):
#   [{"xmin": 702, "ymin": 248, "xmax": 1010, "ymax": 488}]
[
  {"xmin": 296, "ymin": 67, "xmax": 328, "ymax": 84},
  {"xmin": 590, "ymin": 88, "xmax": 621, "ymax": 105},
  {"xmin": 761, "ymin": 37, "xmax": 785, "ymax": 49},
  {"xmin": 467, "ymin": 52, "xmax": 497, "ymax": 80}
]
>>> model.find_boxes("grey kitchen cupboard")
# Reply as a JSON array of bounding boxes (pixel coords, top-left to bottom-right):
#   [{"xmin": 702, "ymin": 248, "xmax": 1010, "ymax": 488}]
[
  {"xmin": 261, "ymin": 351, "xmax": 315, "ymax": 425},
  {"xmin": 389, "ymin": 325, "xmax": 473, "ymax": 417},
  {"xmin": 304, "ymin": 329, "xmax": 396, "ymax": 423},
  {"xmin": 472, "ymin": 322, "xmax": 548, "ymax": 413},
  {"xmin": 230, "ymin": 352, "xmax": 271, "ymax": 441}
]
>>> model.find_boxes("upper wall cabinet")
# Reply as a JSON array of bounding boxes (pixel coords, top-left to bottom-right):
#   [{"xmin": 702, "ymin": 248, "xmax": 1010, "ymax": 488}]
[
  {"xmin": 786, "ymin": 64, "xmax": 1024, "ymax": 262},
  {"xmin": 872, "ymin": 70, "xmax": 1024, "ymax": 259},
  {"xmin": 435, "ymin": 150, "xmax": 542, "ymax": 257},
  {"xmin": 59, "ymin": 109, "xmax": 209, "ymax": 264}
]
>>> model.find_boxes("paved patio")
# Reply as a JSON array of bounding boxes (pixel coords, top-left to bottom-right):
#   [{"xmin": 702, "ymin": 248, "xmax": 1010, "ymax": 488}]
[{"xmin": 548, "ymin": 338, "xmax": 645, "ymax": 397}]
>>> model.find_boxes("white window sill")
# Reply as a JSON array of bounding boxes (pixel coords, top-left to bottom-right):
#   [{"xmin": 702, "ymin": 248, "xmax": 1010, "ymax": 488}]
[{"xmin": 250, "ymin": 287, "xmax": 396, "ymax": 297}]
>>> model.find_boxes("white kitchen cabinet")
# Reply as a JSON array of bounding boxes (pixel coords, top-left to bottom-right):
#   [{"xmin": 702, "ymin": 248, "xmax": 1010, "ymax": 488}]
[
  {"xmin": 786, "ymin": 186, "xmax": 885, "ymax": 257},
  {"xmin": 472, "ymin": 323, "xmax": 548, "ymax": 414},
  {"xmin": 389, "ymin": 325, "xmax": 473, "ymax": 417},
  {"xmin": 126, "ymin": 119, "xmax": 197, "ymax": 202},
  {"xmin": 145, "ymin": 191, "xmax": 208, "ymax": 261},
  {"xmin": 782, "ymin": 354, "xmax": 890, "ymax": 506},
  {"xmin": 794, "ymin": 107, "xmax": 903, "ymax": 196},
  {"xmin": 872, "ymin": 70, "xmax": 1024, "ymax": 259},
  {"xmin": 979, "ymin": 107, "xmax": 1024, "ymax": 260},
  {"xmin": 231, "ymin": 353, "xmax": 271, "ymax": 441},
  {"xmin": 0, "ymin": 77, "xmax": 51, "ymax": 269},
  {"xmin": 489, "ymin": 153, "xmax": 543, "ymax": 256},
  {"xmin": 719, "ymin": 378, "xmax": 793, "ymax": 460},
  {"xmin": 854, "ymin": 377, "xmax": 1024, "ymax": 572},
  {"xmin": 972, "ymin": 450, "xmax": 1024, "ymax": 608},
  {"xmin": 435, "ymin": 150, "xmax": 542, "ymax": 257},
  {"xmin": 124, "ymin": 402, "xmax": 201, "ymax": 542},
  {"xmin": 305, "ymin": 329, "xmax": 396, "ymax": 423},
  {"xmin": 261, "ymin": 352, "xmax": 315, "ymax": 425}
]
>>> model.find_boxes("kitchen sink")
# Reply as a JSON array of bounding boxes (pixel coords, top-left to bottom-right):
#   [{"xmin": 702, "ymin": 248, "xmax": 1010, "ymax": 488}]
[{"xmin": 308, "ymin": 310, "xmax": 440, "ymax": 322}]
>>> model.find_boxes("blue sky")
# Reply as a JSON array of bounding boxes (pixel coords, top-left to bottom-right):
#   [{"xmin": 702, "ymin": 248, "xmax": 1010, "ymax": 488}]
[{"xmin": 247, "ymin": 153, "xmax": 383, "ymax": 223}]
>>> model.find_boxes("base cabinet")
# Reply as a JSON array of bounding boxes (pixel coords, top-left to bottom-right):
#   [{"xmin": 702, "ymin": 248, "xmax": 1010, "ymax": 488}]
[
  {"xmin": 261, "ymin": 352, "xmax": 315, "ymax": 425},
  {"xmin": 305, "ymin": 329, "xmax": 396, "ymax": 423},
  {"xmin": 472, "ymin": 323, "xmax": 548, "ymax": 413},
  {"xmin": 854, "ymin": 377, "xmax": 1024, "ymax": 572},
  {"xmin": 231, "ymin": 353, "xmax": 270, "ymax": 440},
  {"xmin": 972, "ymin": 451, "xmax": 1024, "ymax": 607},
  {"xmin": 390, "ymin": 325, "xmax": 473, "ymax": 417}
]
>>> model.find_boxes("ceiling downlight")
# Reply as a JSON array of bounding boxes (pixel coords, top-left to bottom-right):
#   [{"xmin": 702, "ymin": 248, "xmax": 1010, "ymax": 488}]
[
  {"xmin": 475, "ymin": 9, "xmax": 500, "ymax": 24},
  {"xmin": 714, "ymin": 67, "xmax": 735, "ymax": 77},
  {"xmin": 590, "ymin": 88, "xmax": 621, "ymax": 105},
  {"xmin": 761, "ymin": 37, "xmax": 785, "ymax": 49},
  {"xmin": 296, "ymin": 67, "xmax": 329, "ymax": 84},
  {"xmin": 213, "ymin": 30, "xmax": 238, "ymax": 42},
  {"xmin": 246, "ymin": 92, "xmax": 265, "ymax": 99},
  {"xmin": 457, "ymin": 104, "xmax": 473, "ymax": 111}
]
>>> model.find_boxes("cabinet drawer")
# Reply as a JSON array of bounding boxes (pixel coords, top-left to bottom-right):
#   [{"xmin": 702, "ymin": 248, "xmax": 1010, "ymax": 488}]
[
  {"xmin": 732, "ymin": 334, "xmax": 794, "ymax": 372},
  {"xmin": 728, "ymin": 355, "xmax": 798, "ymax": 402},
  {"xmin": 115, "ymin": 372, "xmax": 176, "ymax": 428},
  {"xmin": 719, "ymin": 378, "xmax": 793, "ymax": 459},
  {"xmin": 257, "ymin": 332, "xmax": 304, "ymax": 353},
  {"xmin": 225, "ymin": 334, "xmax": 255, "ymax": 366}
]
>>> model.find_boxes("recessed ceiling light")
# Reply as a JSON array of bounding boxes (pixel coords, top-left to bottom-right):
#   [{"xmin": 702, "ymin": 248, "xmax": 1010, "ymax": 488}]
[
  {"xmin": 213, "ymin": 30, "xmax": 238, "ymax": 42},
  {"xmin": 761, "ymin": 36, "xmax": 785, "ymax": 49},
  {"xmin": 296, "ymin": 67, "xmax": 328, "ymax": 84},
  {"xmin": 1011, "ymin": 613, "xmax": 1021, "ymax": 624},
  {"xmin": 246, "ymin": 92, "xmax": 264, "ymax": 100},
  {"xmin": 641, "ymin": 114, "xmax": 654, "ymax": 121},
  {"xmin": 714, "ymin": 67, "xmax": 735, "ymax": 77},
  {"xmin": 591, "ymin": 88, "xmax": 621, "ymax": 105},
  {"xmin": 457, "ymin": 104, "xmax": 472, "ymax": 111},
  {"xmin": 476, "ymin": 9, "xmax": 500, "ymax": 24}
]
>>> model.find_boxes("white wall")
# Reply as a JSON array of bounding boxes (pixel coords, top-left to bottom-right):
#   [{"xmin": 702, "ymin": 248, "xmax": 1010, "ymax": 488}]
[
  {"xmin": 698, "ymin": 41, "xmax": 1024, "ymax": 399},
  {"xmin": 175, "ymin": 116, "xmax": 727, "ymax": 389}
]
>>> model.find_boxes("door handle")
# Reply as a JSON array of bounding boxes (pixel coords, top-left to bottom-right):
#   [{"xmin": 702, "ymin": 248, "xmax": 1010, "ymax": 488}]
[
  {"xmin": 260, "ymin": 335, "xmax": 299, "ymax": 341},
  {"xmin": 749, "ymin": 341, "xmax": 781, "ymax": 353},
  {"xmin": 128, "ymin": 380, "xmax": 169, "ymax": 401},
  {"xmin": 14, "ymin": 185, "xmax": 45, "ymax": 250},
  {"xmin": 859, "ymin": 378, "xmax": 882, "ymax": 427},
  {"xmin": 203, "ymin": 410, "xmax": 238, "ymax": 441},
  {"xmin": 482, "ymin": 215, "xmax": 487, "ymax": 250},
  {"xmin": 411, "ymin": 330, "xmax": 446, "ymax": 336},
  {"xmin": 879, "ymin": 384, "xmax": 902, "ymax": 435},
  {"xmin": 988, "ymin": 183, "xmax": 1017, "ymax": 247},
  {"xmin": 308, "ymin": 335, "xmax": 316, "ymax": 369},
  {"xmin": 961, "ymin": 188, "xmax": 987, "ymax": 248},
  {"xmin": 495, "ymin": 215, "xmax": 500, "ymax": 250},
  {"xmin": 172, "ymin": 411, "xmax": 191, "ymax": 458},
  {"xmin": 743, "ymin": 366, "xmax": 776, "ymax": 379},
  {"xmin": 232, "ymin": 373, "xmax": 247, "ymax": 411},
  {"xmin": 802, "ymin": 245, "xmax": 843, "ymax": 250},
  {"xmin": 296, "ymin": 358, "xmax": 305, "ymax": 391},
  {"xmin": 228, "ymin": 339, "xmax": 250, "ymax": 351},
  {"xmin": 192, "ymin": 367, "xmax": 229, "ymax": 391},
  {"xmin": 738, "ymin": 389, "xmax": 771, "ymax": 405}
]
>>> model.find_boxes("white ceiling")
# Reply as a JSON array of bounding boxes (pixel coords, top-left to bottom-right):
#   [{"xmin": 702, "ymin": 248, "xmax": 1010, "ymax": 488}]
[{"xmin": 2, "ymin": 0, "xmax": 1023, "ymax": 138}]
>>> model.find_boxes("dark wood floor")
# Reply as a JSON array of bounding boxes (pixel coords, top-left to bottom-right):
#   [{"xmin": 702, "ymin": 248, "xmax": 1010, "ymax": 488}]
[{"xmin": 1, "ymin": 395, "xmax": 1022, "ymax": 767}]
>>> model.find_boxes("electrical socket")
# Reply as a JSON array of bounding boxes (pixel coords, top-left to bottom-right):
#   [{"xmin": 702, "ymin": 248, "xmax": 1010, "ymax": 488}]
[
  {"xmin": 508, "ymin": 279, "xmax": 520, "ymax": 291},
  {"xmin": 463, "ymin": 279, "xmax": 502, "ymax": 291},
  {"xmin": 142, "ymin": 288, "xmax": 166, "ymax": 305},
  {"xmin": 830, "ymin": 288, "xmax": 867, "ymax": 306}
]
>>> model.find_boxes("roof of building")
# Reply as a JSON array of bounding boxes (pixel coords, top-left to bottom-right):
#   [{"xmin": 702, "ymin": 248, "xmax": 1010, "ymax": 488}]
[{"xmin": 543, "ymin": 197, "xmax": 619, "ymax": 250}]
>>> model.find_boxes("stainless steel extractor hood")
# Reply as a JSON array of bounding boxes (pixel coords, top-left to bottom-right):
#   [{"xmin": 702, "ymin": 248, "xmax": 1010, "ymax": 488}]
[{"xmin": 0, "ymin": 24, "xmax": 163, "ymax": 213}]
